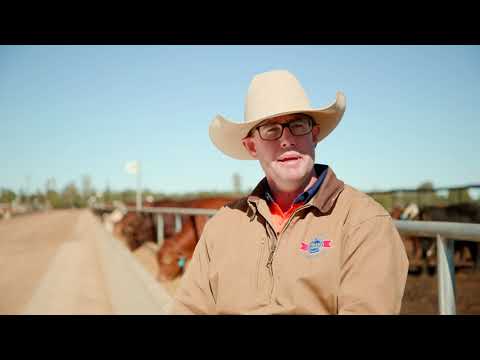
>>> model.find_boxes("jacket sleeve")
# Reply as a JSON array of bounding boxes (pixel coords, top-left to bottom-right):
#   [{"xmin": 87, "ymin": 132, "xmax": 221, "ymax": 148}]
[
  {"xmin": 338, "ymin": 215, "xmax": 409, "ymax": 314},
  {"xmin": 168, "ymin": 220, "xmax": 216, "ymax": 315}
]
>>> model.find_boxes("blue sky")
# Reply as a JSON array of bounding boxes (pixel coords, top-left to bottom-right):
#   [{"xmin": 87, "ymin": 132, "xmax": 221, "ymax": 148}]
[{"xmin": 0, "ymin": 45, "xmax": 479, "ymax": 196}]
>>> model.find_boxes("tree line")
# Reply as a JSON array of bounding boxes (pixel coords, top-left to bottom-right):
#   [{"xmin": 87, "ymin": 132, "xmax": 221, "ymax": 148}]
[
  {"xmin": 369, "ymin": 181, "xmax": 479, "ymax": 211},
  {"xmin": 0, "ymin": 173, "xmax": 251, "ymax": 209},
  {"xmin": 1, "ymin": 177, "xmax": 478, "ymax": 211}
]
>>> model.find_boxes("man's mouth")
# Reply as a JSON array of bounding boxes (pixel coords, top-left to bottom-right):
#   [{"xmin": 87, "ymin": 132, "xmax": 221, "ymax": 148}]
[
  {"xmin": 277, "ymin": 154, "xmax": 302, "ymax": 163},
  {"xmin": 278, "ymin": 157, "xmax": 300, "ymax": 162}
]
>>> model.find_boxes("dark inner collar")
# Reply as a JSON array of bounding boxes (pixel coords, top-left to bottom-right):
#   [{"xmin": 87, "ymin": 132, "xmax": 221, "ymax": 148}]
[{"xmin": 264, "ymin": 164, "xmax": 329, "ymax": 204}]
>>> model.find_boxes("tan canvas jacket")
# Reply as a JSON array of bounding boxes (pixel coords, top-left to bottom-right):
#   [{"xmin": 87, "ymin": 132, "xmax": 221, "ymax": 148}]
[{"xmin": 170, "ymin": 165, "xmax": 409, "ymax": 314}]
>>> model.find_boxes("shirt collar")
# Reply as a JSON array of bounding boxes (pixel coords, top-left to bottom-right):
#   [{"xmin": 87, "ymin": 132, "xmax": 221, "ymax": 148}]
[
  {"xmin": 248, "ymin": 163, "xmax": 344, "ymax": 213},
  {"xmin": 264, "ymin": 164, "xmax": 329, "ymax": 205}
]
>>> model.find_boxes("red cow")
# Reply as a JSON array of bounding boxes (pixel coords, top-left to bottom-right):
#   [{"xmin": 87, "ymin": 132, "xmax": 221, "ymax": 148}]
[
  {"xmin": 156, "ymin": 197, "xmax": 240, "ymax": 281},
  {"xmin": 114, "ymin": 199, "xmax": 183, "ymax": 251}
]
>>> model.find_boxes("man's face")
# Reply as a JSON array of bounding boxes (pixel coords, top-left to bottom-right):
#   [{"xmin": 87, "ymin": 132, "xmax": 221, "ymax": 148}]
[{"xmin": 242, "ymin": 113, "xmax": 320, "ymax": 191}]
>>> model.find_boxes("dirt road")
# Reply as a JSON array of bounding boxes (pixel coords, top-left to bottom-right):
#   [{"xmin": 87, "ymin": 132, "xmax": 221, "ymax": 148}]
[{"xmin": 0, "ymin": 210, "xmax": 114, "ymax": 314}]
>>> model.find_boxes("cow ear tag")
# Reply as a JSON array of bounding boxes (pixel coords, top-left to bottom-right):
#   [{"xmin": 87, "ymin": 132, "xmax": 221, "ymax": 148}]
[{"xmin": 178, "ymin": 257, "xmax": 186, "ymax": 269}]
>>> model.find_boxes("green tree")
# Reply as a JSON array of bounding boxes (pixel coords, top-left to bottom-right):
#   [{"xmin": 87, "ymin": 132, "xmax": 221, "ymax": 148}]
[
  {"xmin": 62, "ymin": 182, "xmax": 84, "ymax": 208},
  {"xmin": 417, "ymin": 181, "xmax": 434, "ymax": 191},
  {"xmin": 120, "ymin": 189, "xmax": 136, "ymax": 204},
  {"xmin": 448, "ymin": 188, "xmax": 472, "ymax": 204},
  {"xmin": 416, "ymin": 181, "xmax": 435, "ymax": 206},
  {"xmin": 18, "ymin": 190, "xmax": 27, "ymax": 203},
  {"xmin": 0, "ymin": 188, "xmax": 16, "ymax": 203},
  {"xmin": 46, "ymin": 190, "xmax": 62, "ymax": 208},
  {"xmin": 103, "ymin": 185, "xmax": 112, "ymax": 205}
]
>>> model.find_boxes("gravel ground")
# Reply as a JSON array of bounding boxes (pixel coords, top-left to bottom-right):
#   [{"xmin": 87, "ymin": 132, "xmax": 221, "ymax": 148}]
[
  {"xmin": 401, "ymin": 269, "xmax": 480, "ymax": 314},
  {"xmin": 0, "ymin": 209, "xmax": 113, "ymax": 314}
]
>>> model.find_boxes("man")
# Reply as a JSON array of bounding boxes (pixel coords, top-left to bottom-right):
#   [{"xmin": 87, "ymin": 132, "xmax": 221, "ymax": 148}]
[{"xmin": 169, "ymin": 69, "xmax": 409, "ymax": 314}]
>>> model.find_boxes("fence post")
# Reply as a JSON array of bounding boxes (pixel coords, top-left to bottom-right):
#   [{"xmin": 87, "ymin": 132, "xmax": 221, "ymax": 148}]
[
  {"xmin": 175, "ymin": 214, "xmax": 182, "ymax": 233},
  {"xmin": 157, "ymin": 214, "xmax": 164, "ymax": 249},
  {"xmin": 436, "ymin": 234, "xmax": 456, "ymax": 315}
]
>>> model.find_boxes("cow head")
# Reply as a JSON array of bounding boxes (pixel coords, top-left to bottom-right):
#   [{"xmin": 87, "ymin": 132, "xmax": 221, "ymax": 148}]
[{"xmin": 156, "ymin": 239, "xmax": 189, "ymax": 281}]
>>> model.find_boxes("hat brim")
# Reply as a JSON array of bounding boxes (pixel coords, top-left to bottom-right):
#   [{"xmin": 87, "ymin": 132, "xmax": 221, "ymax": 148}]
[{"xmin": 209, "ymin": 92, "xmax": 346, "ymax": 160}]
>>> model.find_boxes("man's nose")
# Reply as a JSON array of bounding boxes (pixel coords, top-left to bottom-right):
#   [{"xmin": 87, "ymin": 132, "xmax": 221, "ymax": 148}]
[{"xmin": 279, "ymin": 127, "xmax": 296, "ymax": 148}]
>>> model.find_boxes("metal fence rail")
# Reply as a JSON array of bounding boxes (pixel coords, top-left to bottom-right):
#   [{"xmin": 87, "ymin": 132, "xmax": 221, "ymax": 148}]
[
  {"xmin": 395, "ymin": 220, "xmax": 480, "ymax": 315},
  {"xmin": 92, "ymin": 204, "xmax": 480, "ymax": 315},
  {"xmin": 93, "ymin": 204, "xmax": 217, "ymax": 217},
  {"xmin": 394, "ymin": 220, "xmax": 480, "ymax": 242},
  {"xmin": 93, "ymin": 205, "xmax": 216, "ymax": 246},
  {"xmin": 138, "ymin": 206, "xmax": 218, "ymax": 217}
]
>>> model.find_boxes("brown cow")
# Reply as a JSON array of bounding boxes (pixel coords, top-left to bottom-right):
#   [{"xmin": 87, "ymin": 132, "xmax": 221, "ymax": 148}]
[
  {"xmin": 418, "ymin": 203, "xmax": 480, "ymax": 275},
  {"xmin": 156, "ymin": 196, "xmax": 240, "ymax": 281},
  {"xmin": 114, "ymin": 211, "xmax": 156, "ymax": 251},
  {"xmin": 113, "ymin": 199, "xmax": 188, "ymax": 251}
]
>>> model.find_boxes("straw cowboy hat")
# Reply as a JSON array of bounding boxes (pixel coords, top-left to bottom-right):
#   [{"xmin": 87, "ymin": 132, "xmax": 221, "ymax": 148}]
[{"xmin": 209, "ymin": 69, "xmax": 346, "ymax": 160}]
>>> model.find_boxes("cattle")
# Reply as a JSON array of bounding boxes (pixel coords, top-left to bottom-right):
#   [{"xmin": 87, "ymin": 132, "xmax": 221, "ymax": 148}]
[
  {"xmin": 156, "ymin": 199, "xmax": 480, "ymax": 281},
  {"xmin": 390, "ymin": 203, "xmax": 424, "ymax": 275},
  {"xmin": 156, "ymin": 196, "xmax": 240, "ymax": 281},
  {"xmin": 103, "ymin": 207, "xmax": 126, "ymax": 233},
  {"xmin": 112, "ymin": 199, "xmax": 185, "ymax": 251},
  {"xmin": 91, "ymin": 199, "xmax": 184, "ymax": 251},
  {"xmin": 113, "ymin": 211, "xmax": 156, "ymax": 251},
  {"xmin": 390, "ymin": 202, "xmax": 480, "ymax": 275},
  {"xmin": 418, "ymin": 203, "xmax": 480, "ymax": 274},
  {"xmin": 99, "ymin": 196, "xmax": 239, "ymax": 279}
]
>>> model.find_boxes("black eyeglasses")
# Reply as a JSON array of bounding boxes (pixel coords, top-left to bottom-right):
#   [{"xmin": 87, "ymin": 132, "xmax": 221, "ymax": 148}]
[{"xmin": 251, "ymin": 117, "xmax": 314, "ymax": 141}]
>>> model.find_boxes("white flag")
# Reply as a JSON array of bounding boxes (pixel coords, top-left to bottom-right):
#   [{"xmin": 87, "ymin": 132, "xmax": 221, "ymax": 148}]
[{"xmin": 125, "ymin": 161, "xmax": 139, "ymax": 174}]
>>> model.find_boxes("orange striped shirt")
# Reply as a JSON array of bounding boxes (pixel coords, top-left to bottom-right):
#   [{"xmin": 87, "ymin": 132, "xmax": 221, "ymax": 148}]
[
  {"xmin": 268, "ymin": 200, "xmax": 305, "ymax": 233},
  {"xmin": 266, "ymin": 164, "xmax": 329, "ymax": 233}
]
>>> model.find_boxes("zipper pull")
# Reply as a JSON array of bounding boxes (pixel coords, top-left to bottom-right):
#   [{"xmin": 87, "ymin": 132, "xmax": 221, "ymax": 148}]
[{"xmin": 266, "ymin": 244, "xmax": 276, "ymax": 268}]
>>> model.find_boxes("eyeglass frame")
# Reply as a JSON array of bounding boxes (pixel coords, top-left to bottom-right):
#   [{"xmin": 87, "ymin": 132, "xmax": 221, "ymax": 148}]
[{"xmin": 246, "ymin": 114, "xmax": 316, "ymax": 141}]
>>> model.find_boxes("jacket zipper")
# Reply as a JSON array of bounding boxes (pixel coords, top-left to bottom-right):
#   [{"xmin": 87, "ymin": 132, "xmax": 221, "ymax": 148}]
[
  {"xmin": 265, "ymin": 224, "xmax": 277, "ymax": 300},
  {"xmin": 265, "ymin": 203, "xmax": 312, "ymax": 300}
]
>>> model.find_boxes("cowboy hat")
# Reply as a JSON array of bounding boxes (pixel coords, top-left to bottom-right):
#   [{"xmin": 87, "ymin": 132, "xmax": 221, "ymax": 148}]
[{"xmin": 209, "ymin": 69, "xmax": 346, "ymax": 160}]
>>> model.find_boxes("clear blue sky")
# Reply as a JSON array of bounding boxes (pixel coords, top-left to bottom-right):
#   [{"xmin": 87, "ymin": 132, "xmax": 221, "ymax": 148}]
[{"xmin": 0, "ymin": 45, "xmax": 479, "ymax": 196}]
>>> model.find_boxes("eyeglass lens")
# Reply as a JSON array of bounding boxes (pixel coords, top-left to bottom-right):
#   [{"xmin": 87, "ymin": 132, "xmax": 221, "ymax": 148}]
[{"xmin": 258, "ymin": 118, "xmax": 312, "ymax": 140}]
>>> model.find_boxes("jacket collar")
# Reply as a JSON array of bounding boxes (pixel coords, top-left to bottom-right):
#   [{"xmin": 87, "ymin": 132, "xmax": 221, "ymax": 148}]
[{"xmin": 247, "ymin": 164, "xmax": 344, "ymax": 215}]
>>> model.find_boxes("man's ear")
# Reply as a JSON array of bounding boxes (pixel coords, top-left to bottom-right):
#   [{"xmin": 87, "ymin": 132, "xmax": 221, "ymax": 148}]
[
  {"xmin": 242, "ymin": 137, "xmax": 257, "ymax": 158},
  {"xmin": 312, "ymin": 125, "xmax": 321, "ymax": 144}
]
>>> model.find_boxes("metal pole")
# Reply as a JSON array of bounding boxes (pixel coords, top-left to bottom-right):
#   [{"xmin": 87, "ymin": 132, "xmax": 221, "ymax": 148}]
[
  {"xmin": 157, "ymin": 214, "xmax": 164, "ymax": 248},
  {"xmin": 436, "ymin": 234, "xmax": 456, "ymax": 315},
  {"xmin": 136, "ymin": 161, "xmax": 142, "ymax": 212},
  {"xmin": 175, "ymin": 214, "xmax": 182, "ymax": 233}
]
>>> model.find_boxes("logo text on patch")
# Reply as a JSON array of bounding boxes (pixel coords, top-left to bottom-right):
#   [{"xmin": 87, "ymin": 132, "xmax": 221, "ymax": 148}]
[{"xmin": 300, "ymin": 237, "xmax": 332, "ymax": 256}]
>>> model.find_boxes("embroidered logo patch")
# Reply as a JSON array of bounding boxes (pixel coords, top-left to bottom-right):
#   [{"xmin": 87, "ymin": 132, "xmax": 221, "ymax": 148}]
[{"xmin": 300, "ymin": 236, "xmax": 332, "ymax": 256}]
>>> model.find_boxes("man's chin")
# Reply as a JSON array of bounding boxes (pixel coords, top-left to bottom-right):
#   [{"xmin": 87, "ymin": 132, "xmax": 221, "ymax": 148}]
[{"xmin": 273, "ymin": 168, "xmax": 308, "ymax": 184}]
